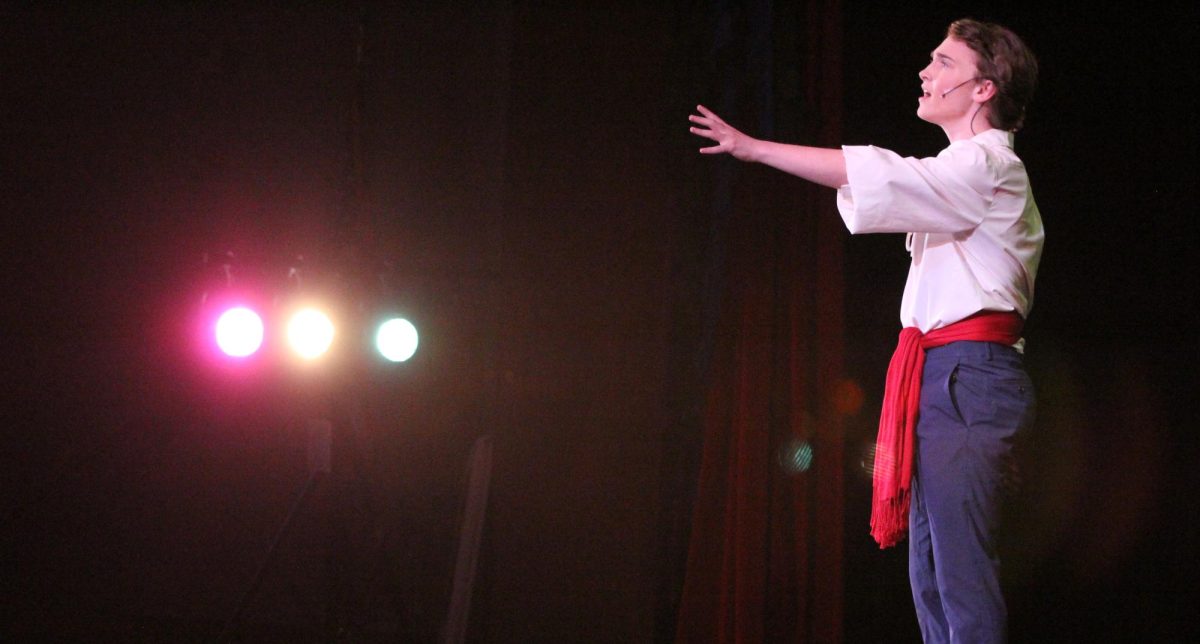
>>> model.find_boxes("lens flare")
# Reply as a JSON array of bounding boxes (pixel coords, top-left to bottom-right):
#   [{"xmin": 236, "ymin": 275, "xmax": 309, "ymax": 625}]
[
  {"xmin": 778, "ymin": 438, "xmax": 815, "ymax": 474},
  {"xmin": 287, "ymin": 308, "xmax": 335, "ymax": 360},
  {"xmin": 832, "ymin": 378, "xmax": 865, "ymax": 415},
  {"xmin": 375, "ymin": 317, "xmax": 419, "ymax": 362},
  {"xmin": 215, "ymin": 307, "xmax": 264, "ymax": 357},
  {"xmin": 860, "ymin": 442, "xmax": 898, "ymax": 478}
]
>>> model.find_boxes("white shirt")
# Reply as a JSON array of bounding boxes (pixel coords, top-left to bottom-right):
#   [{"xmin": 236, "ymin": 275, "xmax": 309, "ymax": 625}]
[{"xmin": 835, "ymin": 128, "xmax": 1044, "ymax": 334}]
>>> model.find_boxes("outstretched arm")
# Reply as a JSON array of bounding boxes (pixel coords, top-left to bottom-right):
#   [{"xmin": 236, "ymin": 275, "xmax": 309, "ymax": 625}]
[{"xmin": 688, "ymin": 104, "xmax": 848, "ymax": 189}]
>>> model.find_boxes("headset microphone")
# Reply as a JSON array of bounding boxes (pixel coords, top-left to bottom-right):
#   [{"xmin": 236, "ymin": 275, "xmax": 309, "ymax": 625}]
[{"xmin": 940, "ymin": 78, "xmax": 979, "ymax": 98}]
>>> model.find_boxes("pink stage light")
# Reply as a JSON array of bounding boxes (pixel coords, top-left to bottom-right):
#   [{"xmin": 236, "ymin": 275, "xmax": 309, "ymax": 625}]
[{"xmin": 215, "ymin": 306, "xmax": 265, "ymax": 357}]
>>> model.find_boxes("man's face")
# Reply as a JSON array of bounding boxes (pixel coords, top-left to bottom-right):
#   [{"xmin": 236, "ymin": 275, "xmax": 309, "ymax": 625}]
[{"xmin": 916, "ymin": 37, "xmax": 983, "ymax": 128}]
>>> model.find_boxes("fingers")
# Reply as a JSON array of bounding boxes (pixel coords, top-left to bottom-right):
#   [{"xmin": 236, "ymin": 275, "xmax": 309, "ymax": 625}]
[
  {"xmin": 688, "ymin": 107, "xmax": 723, "ymax": 139},
  {"xmin": 690, "ymin": 123, "xmax": 726, "ymax": 151},
  {"xmin": 690, "ymin": 105, "xmax": 730, "ymax": 154},
  {"xmin": 688, "ymin": 115, "xmax": 712, "ymax": 133},
  {"xmin": 689, "ymin": 104, "xmax": 724, "ymax": 127}
]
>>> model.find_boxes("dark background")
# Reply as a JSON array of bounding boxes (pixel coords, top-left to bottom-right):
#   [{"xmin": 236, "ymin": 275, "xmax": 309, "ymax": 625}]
[{"xmin": 2, "ymin": 1, "xmax": 1195, "ymax": 642}]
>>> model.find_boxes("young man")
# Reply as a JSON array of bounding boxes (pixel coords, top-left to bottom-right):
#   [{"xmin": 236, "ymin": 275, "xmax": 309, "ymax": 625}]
[{"xmin": 689, "ymin": 19, "xmax": 1042, "ymax": 644}]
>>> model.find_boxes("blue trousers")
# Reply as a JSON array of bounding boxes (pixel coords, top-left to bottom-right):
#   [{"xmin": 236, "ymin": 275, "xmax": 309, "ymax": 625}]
[{"xmin": 908, "ymin": 341, "xmax": 1035, "ymax": 644}]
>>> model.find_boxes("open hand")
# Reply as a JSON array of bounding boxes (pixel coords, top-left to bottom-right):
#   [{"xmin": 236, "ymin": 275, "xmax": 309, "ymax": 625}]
[{"xmin": 688, "ymin": 105, "xmax": 758, "ymax": 161}]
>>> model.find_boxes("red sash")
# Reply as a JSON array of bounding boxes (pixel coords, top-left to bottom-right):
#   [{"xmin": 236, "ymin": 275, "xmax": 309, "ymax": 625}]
[{"xmin": 870, "ymin": 310, "xmax": 1024, "ymax": 548}]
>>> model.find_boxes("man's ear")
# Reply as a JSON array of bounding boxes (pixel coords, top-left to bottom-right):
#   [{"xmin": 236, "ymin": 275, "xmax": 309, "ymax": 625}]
[{"xmin": 974, "ymin": 79, "xmax": 998, "ymax": 103}]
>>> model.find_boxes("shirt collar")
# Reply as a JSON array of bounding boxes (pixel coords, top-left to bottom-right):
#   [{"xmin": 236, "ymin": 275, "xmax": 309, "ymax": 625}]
[{"xmin": 969, "ymin": 127, "xmax": 1014, "ymax": 149}]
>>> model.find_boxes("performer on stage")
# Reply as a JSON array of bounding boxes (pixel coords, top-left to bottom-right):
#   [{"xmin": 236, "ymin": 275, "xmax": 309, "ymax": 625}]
[{"xmin": 688, "ymin": 18, "xmax": 1042, "ymax": 644}]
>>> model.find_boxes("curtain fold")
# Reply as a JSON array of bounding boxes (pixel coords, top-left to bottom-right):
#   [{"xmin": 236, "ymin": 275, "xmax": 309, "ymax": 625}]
[{"xmin": 675, "ymin": 1, "xmax": 843, "ymax": 641}]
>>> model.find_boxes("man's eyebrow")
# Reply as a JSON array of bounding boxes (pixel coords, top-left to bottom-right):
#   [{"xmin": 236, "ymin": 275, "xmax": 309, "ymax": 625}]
[{"xmin": 931, "ymin": 51, "xmax": 955, "ymax": 63}]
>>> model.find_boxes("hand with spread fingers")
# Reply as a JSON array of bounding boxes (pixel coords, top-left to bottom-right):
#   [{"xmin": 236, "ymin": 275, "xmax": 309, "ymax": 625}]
[
  {"xmin": 688, "ymin": 103, "xmax": 847, "ymax": 188},
  {"xmin": 688, "ymin": 104, "xmax": 760, "ymax": 162}
]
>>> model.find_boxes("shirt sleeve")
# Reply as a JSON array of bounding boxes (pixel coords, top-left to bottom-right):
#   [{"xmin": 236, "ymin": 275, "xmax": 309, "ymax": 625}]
[{"xmin": 835, "ymin": 141, "xmax": 999, "ymax": 235}]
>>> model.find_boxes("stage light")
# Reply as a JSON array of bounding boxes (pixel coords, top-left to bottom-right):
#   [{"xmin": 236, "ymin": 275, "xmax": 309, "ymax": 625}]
[
  {"xmin": 215, "ymin": 307, "xmax": 265, "ymax": 358},
  {"xmin": 287, "ymin": 308, "xmax": 335, "ymax": 360},
  {"xmin": 375, "ymin": 317, "xmax": 418, "ymax": 362}
]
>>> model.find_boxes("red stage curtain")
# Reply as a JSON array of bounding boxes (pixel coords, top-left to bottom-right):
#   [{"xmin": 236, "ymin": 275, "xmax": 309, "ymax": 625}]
[{"xmin": 675, "ymin": 2, "xmax": 843, "ymax": 641}]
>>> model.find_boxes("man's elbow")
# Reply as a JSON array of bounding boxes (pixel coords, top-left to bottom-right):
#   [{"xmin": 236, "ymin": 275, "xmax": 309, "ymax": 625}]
[{"xmin": 842, "ymin": 219, "xmax": 870, "ymax": 235}]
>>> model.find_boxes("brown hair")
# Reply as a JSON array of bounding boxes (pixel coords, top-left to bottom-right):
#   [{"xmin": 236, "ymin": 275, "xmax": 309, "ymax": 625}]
[{"xmin": 948, "ymin": 19, "xmax": 1039, "ymax": 131}]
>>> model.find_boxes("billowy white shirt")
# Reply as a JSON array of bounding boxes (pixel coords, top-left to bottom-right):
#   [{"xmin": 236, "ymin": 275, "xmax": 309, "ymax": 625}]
[{"xmin": 836, "ymin": 128, "xmax": 1044, "ymax": 335}]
